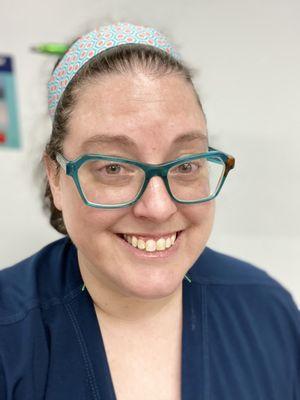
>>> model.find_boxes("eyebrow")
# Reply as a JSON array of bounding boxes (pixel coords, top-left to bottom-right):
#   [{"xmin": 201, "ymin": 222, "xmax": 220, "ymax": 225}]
[
  {"xmin": 173, "ymin": 131, "xmax": 208, "ymax": 146},
  {"xmin": 81, "ymin": 134, "xmax": 139, "ymax": 151},
  {"xmin": 80, "ymin": 130, "xmax": 208, "ymax": 151}
]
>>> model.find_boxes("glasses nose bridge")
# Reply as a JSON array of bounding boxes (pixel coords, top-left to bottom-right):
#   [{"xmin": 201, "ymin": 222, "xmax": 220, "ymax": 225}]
[
  {"xmin": 142, "ymin": 164, "xmax": 169, "ymax": 193},
  {"xmin": 146, "ymin": 164, "xmax": 168, "ymax": 180},
  {"xmin": 138, "ymin": 164, "xmax": 174, "ymax": 206}
]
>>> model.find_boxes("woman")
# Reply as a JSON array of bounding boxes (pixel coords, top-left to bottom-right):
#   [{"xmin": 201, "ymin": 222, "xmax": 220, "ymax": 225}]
[{"xmin": 0, "ymin": 22, "xmax": 299, "ymax": 400}]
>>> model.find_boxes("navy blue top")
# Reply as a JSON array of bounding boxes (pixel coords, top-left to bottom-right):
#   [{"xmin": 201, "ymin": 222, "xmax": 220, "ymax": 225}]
[{"xmin": 0, "ymin": 237, "xmax": 299, "ymax": 400}]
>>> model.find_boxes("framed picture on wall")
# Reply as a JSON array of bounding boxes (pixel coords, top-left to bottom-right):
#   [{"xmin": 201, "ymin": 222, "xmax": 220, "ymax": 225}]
[{"xmin": 0, "ymin": 55, "xmax": 20, "ymax": 148}]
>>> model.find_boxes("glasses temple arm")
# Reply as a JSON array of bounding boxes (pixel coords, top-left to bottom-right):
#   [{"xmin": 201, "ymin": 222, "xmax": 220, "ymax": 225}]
[{"xmin": 56, "ymin": 153, "xmax": 68, "ymax": 173}]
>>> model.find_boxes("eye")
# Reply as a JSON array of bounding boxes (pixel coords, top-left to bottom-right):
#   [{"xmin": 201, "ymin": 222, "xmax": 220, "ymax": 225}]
[
  {"xmin": 105, "ymin": 163, "xmax": 122, "ymax": 174},
  {"xmin": 176, "ymin": 162, "xmax": 199, "ymax": 173}
]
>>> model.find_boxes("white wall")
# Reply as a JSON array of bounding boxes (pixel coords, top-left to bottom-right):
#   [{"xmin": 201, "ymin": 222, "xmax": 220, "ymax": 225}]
[{"xmin": 0, "ymin": 0, "xmax": 299, "ymax": 304}]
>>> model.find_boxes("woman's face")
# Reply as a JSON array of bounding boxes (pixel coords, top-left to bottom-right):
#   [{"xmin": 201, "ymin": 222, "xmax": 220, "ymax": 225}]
[{"xmin": 48, "ymin": 71, "xmax": 215, "ymax": 299}]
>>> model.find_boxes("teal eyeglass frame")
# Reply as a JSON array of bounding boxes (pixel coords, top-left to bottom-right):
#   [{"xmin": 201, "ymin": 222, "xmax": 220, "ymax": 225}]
[{"xmin": 56, "ymin": 147, "xmax": 235, "ymax": 209}]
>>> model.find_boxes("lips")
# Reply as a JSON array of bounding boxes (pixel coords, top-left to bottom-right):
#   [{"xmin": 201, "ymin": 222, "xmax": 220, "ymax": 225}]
[{"xmin": 117, "ymin": 231, "xmax": 181, "ymax": 252}]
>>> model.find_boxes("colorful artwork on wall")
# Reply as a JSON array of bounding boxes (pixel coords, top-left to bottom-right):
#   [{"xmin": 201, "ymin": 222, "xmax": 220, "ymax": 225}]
[{"xmin": 0, "ymin": 56, "xmax": 20, "ymax": 149}]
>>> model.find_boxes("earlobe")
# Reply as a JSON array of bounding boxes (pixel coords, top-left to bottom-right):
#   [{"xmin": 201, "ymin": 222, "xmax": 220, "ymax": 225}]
[{"xmin": 43, "ymin": 154, "xmax": 62, "ymax": 211}]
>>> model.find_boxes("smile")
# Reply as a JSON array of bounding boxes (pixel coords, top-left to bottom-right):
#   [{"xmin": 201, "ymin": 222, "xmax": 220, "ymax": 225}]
[{"xmin": 122, "ymin": 232, "xmax": 179, "ymax": 252}]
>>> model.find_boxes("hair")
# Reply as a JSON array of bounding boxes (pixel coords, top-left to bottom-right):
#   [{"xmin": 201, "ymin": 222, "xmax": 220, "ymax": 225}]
[{"xmin": 44, "ymin": 44, "xmax": 203, "ymax": 234}]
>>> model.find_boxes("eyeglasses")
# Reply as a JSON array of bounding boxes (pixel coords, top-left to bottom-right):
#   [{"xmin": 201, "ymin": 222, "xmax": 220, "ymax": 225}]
[{"xmin": 56, "ymin": 147, "xmax": 235, "ymax": 209}]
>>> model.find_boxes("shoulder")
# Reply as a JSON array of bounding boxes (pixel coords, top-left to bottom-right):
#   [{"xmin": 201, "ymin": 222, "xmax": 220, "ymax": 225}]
[
  {"xmin": 188, "ymin": 247, "xmax": 300, "ymax": 336},
  {"xmin": 190, "ymin": 247, "xmax": 284, "ymax": 287},
  {"xmin": 0, "ymin": 237, "xmax": 82, "ymax": 325},
  {"xmin": 187, "ymin": 249, "xmax": 300, "ymax": 394},
  {"xmin": 188, "ymin": 247, "xmax": 300, "ymax": 327}
]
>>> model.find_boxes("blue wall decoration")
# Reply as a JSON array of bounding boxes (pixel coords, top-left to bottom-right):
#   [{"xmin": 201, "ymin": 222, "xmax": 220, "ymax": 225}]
[{"xmin": 0, "ymin": 55, "xmax": 20, "ymax": 149}]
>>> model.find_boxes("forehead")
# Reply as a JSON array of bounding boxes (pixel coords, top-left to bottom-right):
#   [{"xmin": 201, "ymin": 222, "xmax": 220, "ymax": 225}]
[{"xmin": 65, "ymin": 72, "xmax": 207, "ymax": 159}]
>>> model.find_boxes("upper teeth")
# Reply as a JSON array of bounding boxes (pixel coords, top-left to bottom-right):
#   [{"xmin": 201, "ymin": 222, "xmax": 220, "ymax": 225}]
[{"xmin": 124, "ymin": 233, "xmax": 177, "ymax": 252}]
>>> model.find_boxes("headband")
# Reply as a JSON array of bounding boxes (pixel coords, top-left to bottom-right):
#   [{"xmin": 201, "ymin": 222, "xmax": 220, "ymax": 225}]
[{"xmin": 47, "ymin": 22, "xmax": 180, "ymax": 120}]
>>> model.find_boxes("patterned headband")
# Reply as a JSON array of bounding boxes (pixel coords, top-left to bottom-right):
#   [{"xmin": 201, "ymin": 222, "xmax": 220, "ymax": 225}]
[{"xmin": 47, "ymin": 22, "xmax": 180, "ymax": 120}]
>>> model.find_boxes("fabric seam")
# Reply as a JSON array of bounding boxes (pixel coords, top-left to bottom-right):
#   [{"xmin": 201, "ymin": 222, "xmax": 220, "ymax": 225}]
[
  {"xmin": 0, "ymin": 284, "xmax": 84, "ymax": 326},
  {"xmin": 202, "ymin": 285, "xmax": 210, "ymax": 400},
  {"xmin": 65, "ymin": 301, "xmax": 101, "ymax": 400}
]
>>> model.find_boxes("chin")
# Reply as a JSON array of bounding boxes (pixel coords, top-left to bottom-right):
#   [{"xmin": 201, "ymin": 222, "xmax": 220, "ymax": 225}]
[{"xmin": 120, "ymin": 269, "xmax": 184, "ymax": 300}]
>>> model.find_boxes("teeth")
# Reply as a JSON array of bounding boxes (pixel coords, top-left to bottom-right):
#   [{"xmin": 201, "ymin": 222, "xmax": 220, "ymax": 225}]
[
  {"xmin": 137, "ymin": 239, "xmax": 146, "ymax": 250},
  {"xmin": 171, "ymin": 234, "xmax": 176, "ymax": 245},
  {"xmin": 165, "ymin": 238, "xmax": 171, "ymax": 248},
  {"xmin": 145, "ymin": 240, "xmax": 156, "ymax": 252},
  {"xmin": 132, "ymin": 236, "xmax": 138, "ymax": 247},
  {"xmin": 156, "ymin": 238, "xmax": 166, "ymax": 251},
  {"xmin": 127, "ymin": 235, "xmax": 132, "ymax": 244},
  {"xmin": 123, "ymin": 233, "xmax": 178, "ymax": 252}
]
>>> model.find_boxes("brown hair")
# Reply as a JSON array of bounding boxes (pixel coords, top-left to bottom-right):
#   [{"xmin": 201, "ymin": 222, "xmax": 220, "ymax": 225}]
[{"xmin": 44, "ymin": 44, "xmax": 203, "ymax": 234}]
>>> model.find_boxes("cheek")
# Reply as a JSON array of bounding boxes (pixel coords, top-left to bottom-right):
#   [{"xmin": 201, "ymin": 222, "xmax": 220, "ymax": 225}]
[
  {"xmin": 59, "ymin": 176, "xmax": 125, "ymax": 239},
  {"xmin": 184, "ymin": 200, "xmax": 215, "ymax": 227},
  {"xmin": 183, "ymin": 200, "xmax": 215, "ymax": 249}
]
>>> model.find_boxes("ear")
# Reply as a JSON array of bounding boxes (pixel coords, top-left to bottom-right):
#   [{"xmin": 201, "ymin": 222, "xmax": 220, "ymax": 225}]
[{"xmin": 44, "ymin": 154, "xmax": 63, "ymax": 211}]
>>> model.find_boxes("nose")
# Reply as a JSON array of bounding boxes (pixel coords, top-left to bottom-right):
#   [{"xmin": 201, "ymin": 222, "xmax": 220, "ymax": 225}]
[{"xmin": 132, "ymin": 176, "xmax": 177, "ymax": 222}]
